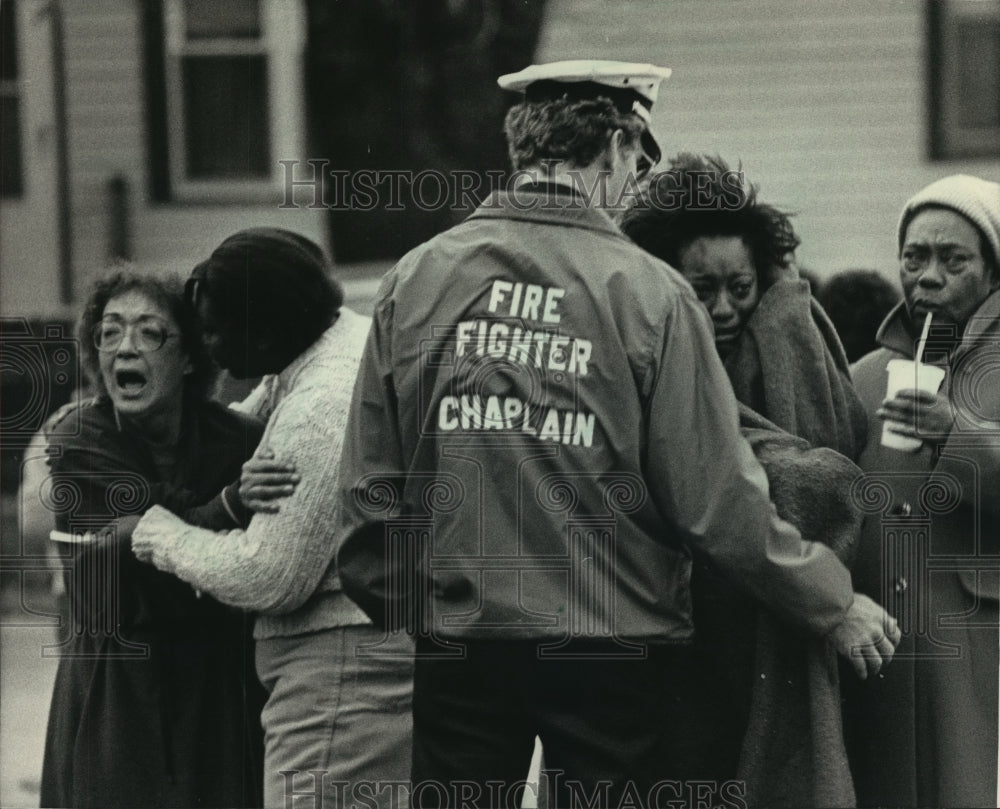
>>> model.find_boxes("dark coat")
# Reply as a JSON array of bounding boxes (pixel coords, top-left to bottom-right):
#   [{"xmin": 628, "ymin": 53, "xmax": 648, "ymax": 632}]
[
  {"xmin": 844, "ymin": 293, "xmax": 1000, "ymax": 808},
  {"xmin": 40, "ymin": 397, "xmax": 267, "ymax": 809}
]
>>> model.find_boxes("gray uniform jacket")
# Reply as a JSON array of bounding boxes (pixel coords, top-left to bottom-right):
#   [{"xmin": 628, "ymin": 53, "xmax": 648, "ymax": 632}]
[{"xmin": 337, "ymin": 184, "xmax": 853, "ymax": 643}]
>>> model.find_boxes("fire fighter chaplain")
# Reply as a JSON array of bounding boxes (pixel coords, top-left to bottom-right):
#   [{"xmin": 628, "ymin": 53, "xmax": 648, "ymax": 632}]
[{"xmin": 336, "ymin": 60, "xmax": 898, "ymax": 808}]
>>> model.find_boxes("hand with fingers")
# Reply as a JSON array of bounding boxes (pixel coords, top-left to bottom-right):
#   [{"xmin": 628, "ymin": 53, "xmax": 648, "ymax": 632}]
[
  {"xmin": 878, "ymin": 387, "xmax": 955, "ymax": 447},
  {"xmin": 238, "ymin": 448, "xmax": 300, "ymax": 514},
  {"xmin": 829, "ymin": 593, "xmax": 901, "ymax": 680}
]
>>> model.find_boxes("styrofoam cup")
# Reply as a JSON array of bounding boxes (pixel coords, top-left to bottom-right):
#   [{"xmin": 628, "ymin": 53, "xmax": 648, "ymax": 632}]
[{"xmin": 880, "ymin": 358, "xmax": 946, "ymax": 451}]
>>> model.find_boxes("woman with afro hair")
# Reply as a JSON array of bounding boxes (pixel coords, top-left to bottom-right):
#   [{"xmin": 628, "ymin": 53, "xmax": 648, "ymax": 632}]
[{"xmin": 621, "ymin": 155, "xmax": 869, "ymax": 807}]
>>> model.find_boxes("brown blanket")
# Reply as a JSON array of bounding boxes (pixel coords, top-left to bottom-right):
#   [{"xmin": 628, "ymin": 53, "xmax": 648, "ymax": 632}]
[
  {"xmin": 707, "ymin": 282, "xmax": 867, "ymax": 807},
  {"xmin": 726, "ymin": 280, "xmax": 868, "ymax": 461},
  {"xmin": 734, "ymin": 403, "xmax": 861, "ymax": 808},
  {"xmin": 696, "ymin": 281, "xmax": 867, "ymax": 808}
]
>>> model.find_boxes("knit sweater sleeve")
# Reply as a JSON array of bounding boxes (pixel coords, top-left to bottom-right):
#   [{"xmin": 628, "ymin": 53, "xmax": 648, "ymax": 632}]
[{"xmin": 133, "ymin": 372, "xmax": 356, "ymax": 614}]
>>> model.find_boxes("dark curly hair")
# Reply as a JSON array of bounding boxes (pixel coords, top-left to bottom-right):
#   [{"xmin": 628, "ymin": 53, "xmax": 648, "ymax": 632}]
[
  {"xmin": 620, "ymin": 153, "xmax": 800, "ymax": 291},
  {"xmin": 79, "ymin": 267, "xmax": 216, "ymax": 402},
  {"xmin": 503, "ymin": 96, "xmax": 646, "ymax": 171},
  {"xmin": 816, "ymin": 269, "xmax": 901, "ymax": 363}
]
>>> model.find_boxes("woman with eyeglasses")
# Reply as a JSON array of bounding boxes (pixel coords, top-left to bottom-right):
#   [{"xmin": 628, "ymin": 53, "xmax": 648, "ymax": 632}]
[{"xmin": 40, "ymin": 269, "xmax": 267, "ymax": 809}]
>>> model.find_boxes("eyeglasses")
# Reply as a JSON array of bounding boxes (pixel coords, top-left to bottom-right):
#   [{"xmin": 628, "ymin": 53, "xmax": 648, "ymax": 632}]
[{"xmin": 93, "ymin": 316, "xmax": 179, "ymax": 353}]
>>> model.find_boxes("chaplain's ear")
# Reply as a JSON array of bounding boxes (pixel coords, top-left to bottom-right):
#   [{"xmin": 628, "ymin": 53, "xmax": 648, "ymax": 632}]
[
  {"xmin": 597, "ymin": 129, "xmax": 627, "ymax": 173},
  {"xmin": 609, "ymin": 128, "xmax": 627, "ymax": 161}
]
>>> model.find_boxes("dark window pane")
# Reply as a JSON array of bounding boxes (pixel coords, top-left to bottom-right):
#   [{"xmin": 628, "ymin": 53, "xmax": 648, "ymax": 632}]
[
  {"xmin": 930, "ymin": 0, "xmax": 1000, "ymax": 159},
  {"xmin": 182, "ymin": 55, "xmax": 270, "ymax": 178},
  {"xmin": 1, "ymin": 0, "xmax": 17, "ymax": 80},
  {"xmin": 956, "ymin": 21, "xmax": 1000, "ymax": 128},
  {"xmin": 184, "ymin": 0, "xmax": 260, "ymax": 39},
  {"xmin": 2, "ymin": 92, "xmax": 23, "ymax": 196}
]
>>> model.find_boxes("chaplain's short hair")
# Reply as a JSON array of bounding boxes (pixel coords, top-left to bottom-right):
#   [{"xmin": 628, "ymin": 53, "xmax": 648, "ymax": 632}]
[
  {"xmin": 502, "ymin": 98, "xmax": 646, "ymax": 172},
  {"xmin": 498, "ymin": 60, "xmax": 670, "ymax": 172}
]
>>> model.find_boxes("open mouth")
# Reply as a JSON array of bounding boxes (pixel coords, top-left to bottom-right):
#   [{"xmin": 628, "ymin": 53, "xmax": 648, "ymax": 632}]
[{"xmin": 115, "ymin": 369, "xmax": 147, "ymax": 395}]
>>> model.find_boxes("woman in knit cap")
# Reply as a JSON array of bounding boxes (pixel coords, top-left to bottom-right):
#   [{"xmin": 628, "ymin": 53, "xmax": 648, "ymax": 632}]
[
  {"xmin": 132, "ymin": 228, "xmax": 414, "ymax": 809},
  {"xmin": 844, "ymin": 174, "xmax": 1000, "ymax": 808}
]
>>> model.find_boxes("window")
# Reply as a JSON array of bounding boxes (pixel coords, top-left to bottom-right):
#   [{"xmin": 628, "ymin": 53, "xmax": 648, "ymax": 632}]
[
  {"xmin": 156, "ymin": 0, "xmax": 305, "ymax": 201},
  {"xmin": 1, "ymin": 0, "xmax": 24, "ymax": 197},
  {"xmin": 929, "ymin": 0, "xmax": 1000, "ymax": 159}
]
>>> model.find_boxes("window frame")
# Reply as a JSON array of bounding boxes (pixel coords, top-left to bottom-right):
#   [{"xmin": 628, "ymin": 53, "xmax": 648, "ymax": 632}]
[
  {"xmin": 1, "ymin": 0, "xmax": 24, "ymax": 198},
  {"xmin": 157, "ymin": 0, "xmax": 305, "ymax": 202},
  {"xmin": 928, "ymin": 0, "xmax": 1000, "ymax": 160}
]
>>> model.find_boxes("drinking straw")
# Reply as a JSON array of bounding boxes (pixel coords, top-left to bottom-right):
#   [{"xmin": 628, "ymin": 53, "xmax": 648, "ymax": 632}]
[
  {"xmin": 49, "ymin": 529, "xmax": 95, "ymax": 544},
  {"xmin": 915, "ymin": 311, "xmax": 933, "ymax": 365}
]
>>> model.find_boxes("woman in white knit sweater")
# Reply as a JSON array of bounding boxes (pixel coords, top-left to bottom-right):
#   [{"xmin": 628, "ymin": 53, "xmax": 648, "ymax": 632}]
[{"xmin": 133, "ymin": 229, "xmax": 414, "ymax": 809}]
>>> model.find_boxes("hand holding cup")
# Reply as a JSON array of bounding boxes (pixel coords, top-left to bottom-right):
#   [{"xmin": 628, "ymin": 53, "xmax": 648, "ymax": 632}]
[{"xmin": 878, "ymin": 359, "xmax": 948, "ymax": 451}]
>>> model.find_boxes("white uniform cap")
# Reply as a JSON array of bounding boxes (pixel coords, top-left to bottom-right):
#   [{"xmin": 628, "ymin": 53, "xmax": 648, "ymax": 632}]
[
  {"xmin": 497, "ymin": 60, "xmax": 671, "ymax": 167},
  {"xmin": 497, "ymin": 60, "xmax": 672, "ymax": 123}
]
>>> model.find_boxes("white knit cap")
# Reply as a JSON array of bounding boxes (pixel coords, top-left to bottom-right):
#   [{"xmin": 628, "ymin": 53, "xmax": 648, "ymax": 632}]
[{"xmin": 898, "ymin": 174, "xmax": 1000, "ymax": 268}]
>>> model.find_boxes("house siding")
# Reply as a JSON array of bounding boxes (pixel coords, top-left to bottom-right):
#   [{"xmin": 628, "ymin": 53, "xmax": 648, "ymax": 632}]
[
  {"xmin": 537, "ymin": 0, "xmax": 1000, "ymax": 281},
  {"xmin": 0, "ymin": 0, "xmax": 324, "ymax": 319},
  {"xmin": 3, "ymin": 1, "xmax": 999, "ymax": 318},
  {"xmin": 62, "ymin": 2, "xmax": 146, "ymax": 300},
  {"xmin": 0, "ymin": 0, "xmax": 61, "ymax": 319},
  {"xmin": 65, "ymin": 0, "xmax": 323, "ymax": 300}
]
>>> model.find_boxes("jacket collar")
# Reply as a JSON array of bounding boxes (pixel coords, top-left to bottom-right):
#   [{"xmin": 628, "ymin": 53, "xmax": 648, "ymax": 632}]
[
  {"xmin": 961, "ymin": 289, "xmax": 1000, "ymax": 345},
  {"xmin": 876, "ymin": 290, "xmax": 1000, "ymax": 362},
  {"xmin": 467, "ymin": 183, "xmax": 631, "ymax": 241},
  {"xmin": 874, "ymin": 301, "xmax": 918, "ymax": 358}
]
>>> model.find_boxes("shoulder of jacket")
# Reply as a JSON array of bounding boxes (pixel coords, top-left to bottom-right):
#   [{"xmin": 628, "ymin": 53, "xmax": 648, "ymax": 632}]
[
  {"xmin": 45, "ymin": 397, "xmax": 107, "ymax": 439},
  {"xmin": 622, "ymin": 249, "xmax": 696, "ymax": 310},
  {"xmin": 625, "ymin": 244, "xmax": 686, "ymax": 281}
]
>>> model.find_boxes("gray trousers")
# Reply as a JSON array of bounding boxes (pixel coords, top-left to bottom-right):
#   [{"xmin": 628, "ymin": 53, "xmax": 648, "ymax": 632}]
[{"xmin": 256, "ymin": 625, "xmax": 414, "ymax": 809}]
